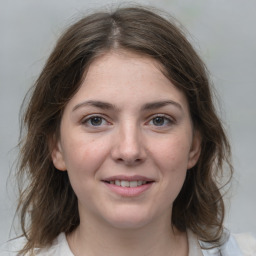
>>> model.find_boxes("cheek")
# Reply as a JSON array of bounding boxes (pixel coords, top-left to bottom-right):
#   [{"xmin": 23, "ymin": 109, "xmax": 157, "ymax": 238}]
[
  {"xmin": 62, "ymin": 137, "xmax": 110, "ymax": 199},
  {"xmin": 150, "ymin": 136, "xmax": 191, "ymax": 197},
  {"xmin": 151, "ymin": 134, "xmax": 191, "ymax": 170},
  {"xmin": 61, "ymin": 133, "xmax": 110, "ymax": 176}
]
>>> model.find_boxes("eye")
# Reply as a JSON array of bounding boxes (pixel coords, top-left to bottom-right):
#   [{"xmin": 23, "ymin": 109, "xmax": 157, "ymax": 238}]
[
  {"xmin": 148, "ymin": 115, "xmax": 173, "ymax": 127},
  {"xmin": 82, "ymin": 115, "xmax": 109, "ymax": 127}
]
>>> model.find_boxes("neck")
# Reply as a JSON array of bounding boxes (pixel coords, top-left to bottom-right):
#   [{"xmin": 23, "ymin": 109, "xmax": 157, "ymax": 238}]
[{"xmin": 67, "ymin": 211, "xmax": 188, "ymax": 256}]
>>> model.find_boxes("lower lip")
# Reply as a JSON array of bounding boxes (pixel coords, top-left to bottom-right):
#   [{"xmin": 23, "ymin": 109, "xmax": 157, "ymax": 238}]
[{"xmin": 103, "ymin": 182, "xmax": 154, "ymax": 197}]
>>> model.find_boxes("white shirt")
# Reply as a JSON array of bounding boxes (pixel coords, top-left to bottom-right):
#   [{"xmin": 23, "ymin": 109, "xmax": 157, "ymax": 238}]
[{"xmin": 1, "ymin": 230, "xmax": 255, "ymax": 256}]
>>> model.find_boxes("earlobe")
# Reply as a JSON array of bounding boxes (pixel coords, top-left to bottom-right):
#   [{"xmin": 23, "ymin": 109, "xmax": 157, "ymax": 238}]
[
  {"xmin": 51, "ymin": 141, "xmax": 67, "ymax": 171},
  {"xmin": 187, "ymin": 130, "xmax": 201, "ymax": 170}
]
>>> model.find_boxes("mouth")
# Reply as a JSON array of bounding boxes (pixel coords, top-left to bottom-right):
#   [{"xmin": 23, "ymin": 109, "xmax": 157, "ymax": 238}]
[
  {"xmin": 101, "ymin": 175, "xmax": 155, "ymax": 197},
  {"xmin": 103, "ymin": 180, "xmax": 154, "ymax": 188}
]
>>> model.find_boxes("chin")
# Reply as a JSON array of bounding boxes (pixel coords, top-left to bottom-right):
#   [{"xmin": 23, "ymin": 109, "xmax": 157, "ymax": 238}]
[{"xmin": 104, "ymin": 207, "xmax": 154, "ymax": 229}]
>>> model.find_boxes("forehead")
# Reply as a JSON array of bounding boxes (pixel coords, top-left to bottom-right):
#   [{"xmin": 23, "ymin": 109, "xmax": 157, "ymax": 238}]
[
  {"xmin": 68, "ymin": 50, "xmax": 189, "ymax": 111},
  {"xmin": 85, "ymin": 50, "xmax": 166, "ymax": 83}
]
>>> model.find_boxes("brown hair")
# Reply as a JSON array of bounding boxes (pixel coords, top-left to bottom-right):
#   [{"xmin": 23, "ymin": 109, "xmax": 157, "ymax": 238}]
[{"xmin": 17, "ymin": 6, "xmax": 232, "ymax": 255}]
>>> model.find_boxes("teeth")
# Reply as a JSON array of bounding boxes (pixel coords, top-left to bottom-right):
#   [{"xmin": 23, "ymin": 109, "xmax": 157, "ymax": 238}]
[
  {"xmin": 115, "ymin": 180, "xmax": 121, "ymax": 186},
  {"xmin": 110, "ymin": 180, "xmax": 150, "ymax": 187},
  {"xmin": 137, "ymin": 181, "xmax": 143, "ymax": 186},
  {"xmin": 121, "ymin": 181, "xmax": 129, "ymax": 187},
  {"xmin": 130, "ymin": 181, "xmax": 138, "ymax": 187}
]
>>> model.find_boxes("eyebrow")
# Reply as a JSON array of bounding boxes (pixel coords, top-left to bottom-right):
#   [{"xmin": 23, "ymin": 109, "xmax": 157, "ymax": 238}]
[
  {"xmin": 141, "ymin": 100, "xmax": 182, "ymax": 111},
  {"xmin": 72, "ymin": 100, "xmax": 116, "ymax": 112},
  {"xmin": 72, "ymin": 100, "xmax": 182, "ymax": 112}
]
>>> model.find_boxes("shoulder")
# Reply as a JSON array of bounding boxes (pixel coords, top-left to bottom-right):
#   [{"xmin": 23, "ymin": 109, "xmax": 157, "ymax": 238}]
[
  {"xmin": 34, "ymin": 233, "xmax": 73, "ymax": 256},
  {"xmin": 199, "ymin": 230, "xmax": 256, "ymax": 256},
  {"xmin": 0, "ymin": 233, "xmax": 74, "ymax": 256},
  {"xmin": 233, "ymin": 233, "xmax": 256, "ymax": 256}
]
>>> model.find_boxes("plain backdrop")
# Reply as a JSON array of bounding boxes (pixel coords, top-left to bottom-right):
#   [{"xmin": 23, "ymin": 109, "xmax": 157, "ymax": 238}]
[{"xmin": 1, "ymin": 0, "xmax": 256, "ymax": 245}]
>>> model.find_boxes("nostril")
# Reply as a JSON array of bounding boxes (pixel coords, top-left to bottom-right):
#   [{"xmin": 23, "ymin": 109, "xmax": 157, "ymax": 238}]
[
  {"xmin": 111, "ymin": 139, "xmax": 146, "ymax": 165},
  {"xmin": 115, "ymin": 157, "xmax": 143, "ymax": 165}
]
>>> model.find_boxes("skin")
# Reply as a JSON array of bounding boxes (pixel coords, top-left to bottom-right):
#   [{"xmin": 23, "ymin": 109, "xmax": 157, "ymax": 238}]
[{"xmin": 52, "ymin": 50, "xmax": 201, "ymax": 256}]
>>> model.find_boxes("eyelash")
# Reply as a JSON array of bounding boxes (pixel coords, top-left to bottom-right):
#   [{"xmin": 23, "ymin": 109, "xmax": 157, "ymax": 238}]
[
  {"xmin": 81, "ymin": 114, "xmax": 174, "ymax": 128},
  {"xmin": 147, "ymin": 114, "xmax": 174, "ymax": 127},
  {"xmin": 81, "ymin": 115, "xmax": 110, "ymax": 127}
]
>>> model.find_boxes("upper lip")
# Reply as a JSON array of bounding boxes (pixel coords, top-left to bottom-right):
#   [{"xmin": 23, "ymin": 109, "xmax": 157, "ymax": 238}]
[{"xmin": 102, "ymin": 175, "xmax": 155, "ymax": 182}]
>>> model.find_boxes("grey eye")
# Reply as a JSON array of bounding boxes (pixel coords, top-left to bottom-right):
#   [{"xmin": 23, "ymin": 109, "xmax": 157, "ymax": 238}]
[
  {"xmin": 152, "ymin": 117, "xmax": 166, "ymax": 126},
  {"xmin": 89, "ymin": 116, "xmax": 103, "ymax": 126}
]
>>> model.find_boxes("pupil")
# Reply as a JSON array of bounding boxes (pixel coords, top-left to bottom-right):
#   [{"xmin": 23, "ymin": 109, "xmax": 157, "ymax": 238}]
[
  {"xmin": 91, "ymin": 117, "xmax": 102, "ymax": 126},
  {"xmin": 153, "ymin": 117, "xmax": 164, "ymax": 126}
]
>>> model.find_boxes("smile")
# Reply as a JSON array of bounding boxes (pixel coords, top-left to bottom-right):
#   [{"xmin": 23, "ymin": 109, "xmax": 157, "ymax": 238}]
[
  {"xmin": 102, "ymin": 176, "xmax": 155, "ymax": 197},
  {"xmin": 104, "ymin": 180, "xmax": 152, "ymax": 187}
]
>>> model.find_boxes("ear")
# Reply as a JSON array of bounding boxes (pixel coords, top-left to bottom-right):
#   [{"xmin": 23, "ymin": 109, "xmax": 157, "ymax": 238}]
[
  {"xmin": 50, "ymin": 138, "xmax": 67, "ymax": 171},
  {"xmin": 187, "ymin": 130, "xmax": 201, "ymax": 170}
]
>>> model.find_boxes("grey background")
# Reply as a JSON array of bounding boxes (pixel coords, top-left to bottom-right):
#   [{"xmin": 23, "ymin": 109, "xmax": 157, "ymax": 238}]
[{"xmin": 1, "ymin": 0, "xmax": 255, "ymax": 245}]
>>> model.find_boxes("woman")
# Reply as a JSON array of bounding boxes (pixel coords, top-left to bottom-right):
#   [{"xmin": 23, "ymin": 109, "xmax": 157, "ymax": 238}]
[{"xmin": 3, "ymin": 5, "xmax": 254, "ymax": 256}]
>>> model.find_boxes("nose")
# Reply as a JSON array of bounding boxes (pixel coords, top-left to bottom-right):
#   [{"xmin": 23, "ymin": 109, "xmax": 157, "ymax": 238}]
[{"xmin": 111, "ymin": 122, "xmax": 146, "ymax": 166}]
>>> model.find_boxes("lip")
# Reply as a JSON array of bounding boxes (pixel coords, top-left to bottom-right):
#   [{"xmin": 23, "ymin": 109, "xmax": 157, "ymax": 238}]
[
  {"xmin": 102, "ymin": 175, "xmax": 154, "ymax": 182},
  {"xmin": 102, "ymin": 175, "xmax": 155, "ymax": 197}
]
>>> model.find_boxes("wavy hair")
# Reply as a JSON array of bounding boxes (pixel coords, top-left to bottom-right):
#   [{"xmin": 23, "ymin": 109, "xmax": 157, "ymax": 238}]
[{"xmin": 16, "ymin": 6, "xmax": 232, "ymax": 255}]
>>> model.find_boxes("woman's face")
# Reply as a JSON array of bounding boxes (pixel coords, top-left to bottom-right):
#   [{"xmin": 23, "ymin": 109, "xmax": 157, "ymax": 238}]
[{"xmin": 52, "ymin": 51, "xmax": 201, "ymax": 229}]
